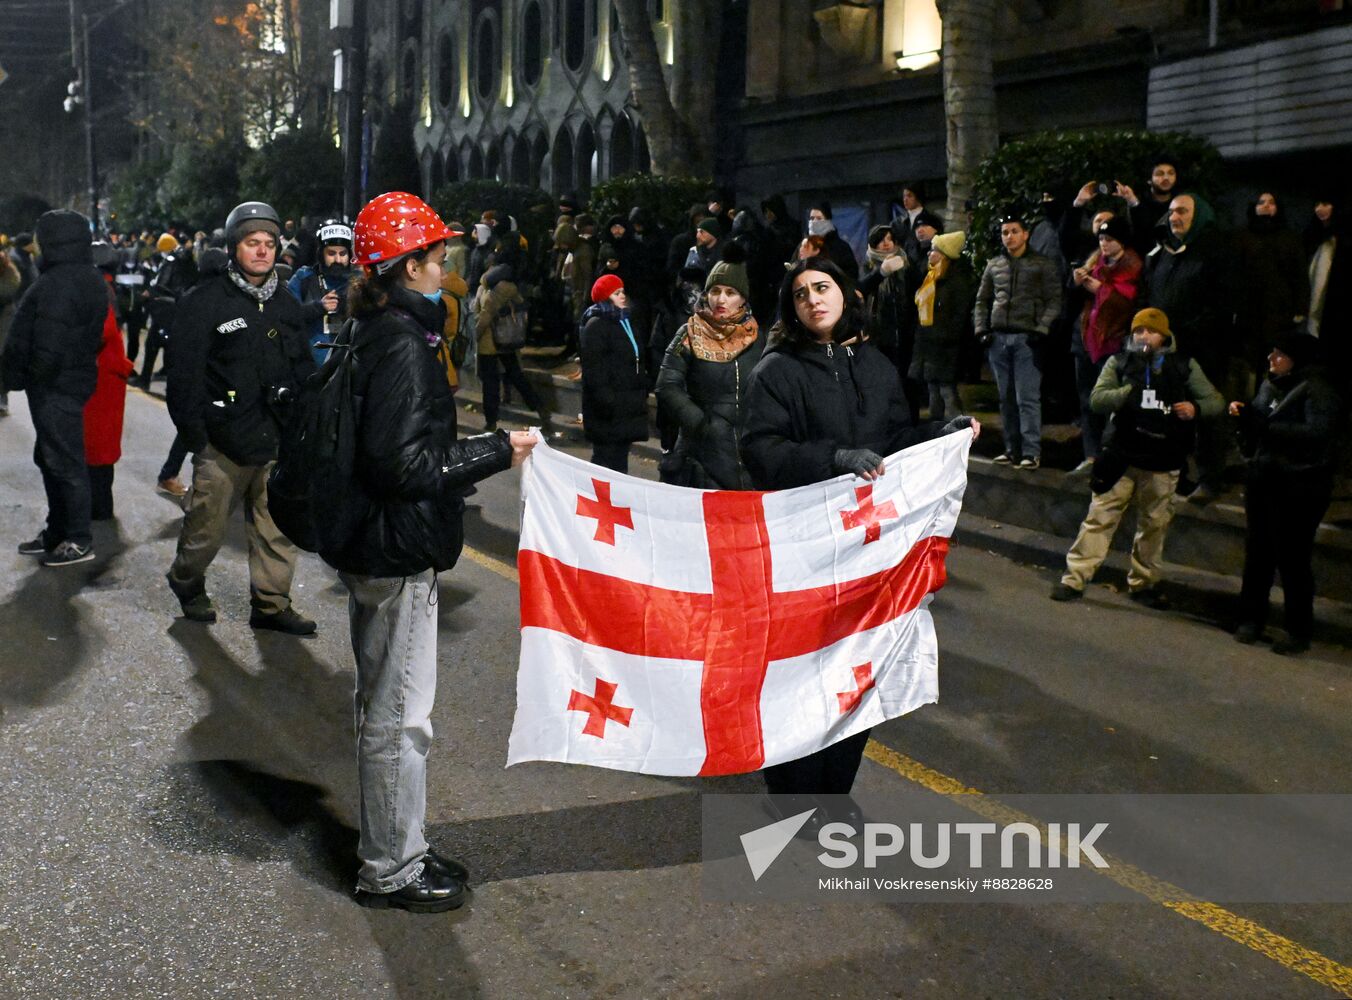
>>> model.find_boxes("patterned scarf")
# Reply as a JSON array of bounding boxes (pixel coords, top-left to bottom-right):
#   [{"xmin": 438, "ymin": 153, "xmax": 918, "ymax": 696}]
[
  {"xmin": 683, "ymin": 307, "xmax": 759, "ymax": 362},
  {"xmin": 227, "ymin": 261, "xmax": 279, "ymax": 303}
]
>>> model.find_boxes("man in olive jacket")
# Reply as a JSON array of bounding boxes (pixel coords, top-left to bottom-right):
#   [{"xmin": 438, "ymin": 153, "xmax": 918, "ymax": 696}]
[
  {"xmin": 2, "ymin": 210, "xmax": 108, "ymax": 566},
  {"xmin": 973, "ymin": 215, "xmax": 1062, "ymax": 469},
  {"xmin": 165, "ymin": 201, "xmax": 316, "ymax": 632}
]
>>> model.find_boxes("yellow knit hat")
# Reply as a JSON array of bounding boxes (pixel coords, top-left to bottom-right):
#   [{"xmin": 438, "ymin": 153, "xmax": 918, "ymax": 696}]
[
  {"xmin": 156, "ymin": 232, "xmax": 180, "ymax": 254},
  {"xmin": 931, "ymin": 231, "xmax": 966, "ymax": 260}
]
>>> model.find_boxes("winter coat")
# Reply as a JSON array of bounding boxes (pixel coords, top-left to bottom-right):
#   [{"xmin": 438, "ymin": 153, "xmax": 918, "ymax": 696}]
[
  {"xmin": 165, "ymin": 269, "xmax": 315, "ymax": 466},
  {"xmin": 83, "ymin": 302, "xmax": 134, "ymax": 465},
  {"xmin": 1078, "ymin": 248, "xmax": 1143, "ymax": 365},
  {"xmin": 821, "ymin": 231, "xmax": 859, "ymax": 280},
  {"xmin": 287, "ymin": 264, "xmax": 355, "ymax": 365},
  {"xmin": 1143, "ymin": 217, "xmax": 1233, "ymax": 378},
  {"xmin": 474, "ymin": 268, "xmax": 524, "ymax": 358},
  {"xmin": 322, "ymin": 285, "xmax": 513, "ymax": 578},
  {"xmin": 1, "ymin": 210, "xmax": 107, "ymax": 401},
  {"xmin": 656, "ymin": 320, "xmax": 765, "ymax": 489},
  {"xmin": 740, "ymin": 336, "xmax": 946, "ymax": 490},
  {"xmin": 1236, "ymin": 215, "xmax": 1309, "ymax": 367},
  {"xmin": 1130, "ymin": 198, "xmax": 1172, "ymax": 257},
  {"xmin": 910, "ymin": 257, "xmax": 976, "ymax": 384},
  {"xmin": 146, "ymin": 252, "xmax": 198, "ymax": 332},
  {"xmin": 570, "ymin": 236, "xmax": 599, "ymax": 319},
  {"xmin": 1236, "ymin": 367, "xmax": 1343, "ymax": 480},
  {"xmin": 973, "ymin": 250, "xmax": 1062, "ymax": 340},
  {"xmin": 435, "ymin": 270, "xmax": 469, "ymax": 391},
  {"xmin": 1091, "ymin": 334, "xmax": 1224, "ymax": 472},
  {"xmin": 580, "ymin": 303, "xmax": 649, "ymax": 445},
  {"xmin": 859, "ymin": 257, "xmax": 916, "ymax": 367}
]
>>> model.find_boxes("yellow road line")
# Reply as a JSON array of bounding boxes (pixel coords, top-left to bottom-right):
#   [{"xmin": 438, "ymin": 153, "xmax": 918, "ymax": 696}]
[
  {"xmin": 461, "ymin": 544, "xmax": 519, "ymax": 584},
  {"xmin": 864, "ymin": 742, "xmax": 1352, "ymax": 996}
]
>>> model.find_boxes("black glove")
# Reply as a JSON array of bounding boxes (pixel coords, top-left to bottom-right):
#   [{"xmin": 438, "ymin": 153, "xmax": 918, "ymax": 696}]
[
  {"xmin": 833, "ymin": 448, "xmax": 884, "ymax": 478},
  {"xmin": 942, "ymin": 415, "xmax": 973, "ymax": 434}
]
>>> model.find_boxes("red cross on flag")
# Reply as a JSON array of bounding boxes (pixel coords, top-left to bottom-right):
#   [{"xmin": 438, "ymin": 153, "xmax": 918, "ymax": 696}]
[{"xmin": 507, "ymin": 432, "xmax": 971, "ymax": 776}]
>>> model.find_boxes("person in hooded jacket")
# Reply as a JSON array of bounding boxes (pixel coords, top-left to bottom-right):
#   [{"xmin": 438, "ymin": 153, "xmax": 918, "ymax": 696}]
[
  {"xmin": 1230, "ymin": 332, "xmax": 1343, "ymax": 656},
  {"xmin": 806, "ymin": 202, "xmax": 859, "ymax": 279},
  {"xmin": 656, "ymin": 258, "xmax": 764, "ymax": 489},
  {"xmin": 860, "ymin": 223, "xmax": 919, "ymax": 420},
  {"xmin": 740, "ymin": 258, "xmax": 979, "ymax": 822},
  {"xmin": 136, "ymin": 233, "xmax": 198, "ymax": 389},
  {"xmin": 84, "ymin": 241, "xmax": 136, "ymax": 520},
  {"xmin": 326, "ymin": 191, "xmax": 538, "ymax": 914},
  {"xmin": 288, "ymin": 219, "xmax": 359, "ymax": 367},
  {"xmin": 1235, "ymin": 192, "xmax": 1309, "ymax": 384},
  {"xmin": 474, "ymin": 259, "xmax": 549, "ymax": 432},
  {"xmin": 910, "ymin": 231, "xmax": 977, "ymax": 422},
  {"xmin": 2, "ymin": 210, "xmax": 110, "ymax": 566},
  {"xmin": 580, "ymin": 274, "xmax": 649, "ymax": 473},
  {"xmin": 164, "ymin": 201, "xmax": 317, "ymax": 632}
]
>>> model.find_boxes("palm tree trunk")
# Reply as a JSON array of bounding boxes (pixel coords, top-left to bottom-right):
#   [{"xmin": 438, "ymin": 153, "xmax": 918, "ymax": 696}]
[{"xmin": 936, "ymin": 0, "xmax": 998, "ymax": 228}]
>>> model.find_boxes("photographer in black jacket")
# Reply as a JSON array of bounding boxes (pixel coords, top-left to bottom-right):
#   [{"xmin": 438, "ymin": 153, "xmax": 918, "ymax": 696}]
[{"xmin": 165, "ymin": 201, "xmax": 317, "ymax": 633}]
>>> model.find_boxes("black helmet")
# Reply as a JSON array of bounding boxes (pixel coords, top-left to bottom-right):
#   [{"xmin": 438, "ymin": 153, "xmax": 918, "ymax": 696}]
[
  {"xmin": 224, "ymin": 201, "xmax": 282, "ymax": 245},
  {"xmin": 316, "ymin": 218, "xmax": 353, "ymax": 248},
  {"xmin": 90, "ymin": 240, "xmax": 118, "ymax": 270}
]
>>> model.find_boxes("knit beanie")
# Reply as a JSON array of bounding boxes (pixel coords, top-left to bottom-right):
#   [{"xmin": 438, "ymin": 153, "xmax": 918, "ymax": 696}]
[
  {"xmin": 1096, "ymin": 215, "xmax": 1132, "ymax": 245},
  {"xmin": 696, "ymin": 218, "xmax": 720, "ymax": 237},
  {"xmin": 931, "ymin": 231, "xmax": 966, "ymax": 260},
  {"xmin": 591, "ymin": 273, "xmax": 624, "ymax": 303},
  {"xmin": 704, "ymin": 259, "xmax": 750, "ymax": 300},
  {"xmin": 156, "ymin": 233, "xmax": 180, "ymax": 254},
  {"xmin": 1272, "ymin": 329, "xmax": 1320, "ymax": 368},
  {"xmin": 1130, "ymin": 308, "xmax": 1171, "ymax": 337}
]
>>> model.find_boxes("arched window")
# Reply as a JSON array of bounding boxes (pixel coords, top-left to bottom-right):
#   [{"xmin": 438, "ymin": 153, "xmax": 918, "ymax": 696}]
[
  {"xmin": 551, "ymin": 125, "xmax": 575, "ymax": 196},
  {"xmin": 475, "ymin": 14, "xmax": 498, "ymax": 102},
  {"xmin": 511, "ymin": 134, "xmax": 532, "ymax": 185},
  {"xmin": 530, "ymin": 131, "xmax": 549, "ymax": 190},
  {"xmin": 443, "ymin": 149, "xmax": 460, "ymax": 184},
  {"xmin": 436, "ymin": 32, "xmax": 457, "ymax": 108},
  {"xmin": 635, "ymin": 121, "xmax": 651, "ymax": 174},
  {"xmin": 575, "ymin": 120, "xmax": 597, "ymax": 195},
  {"xmin": 521, "ymin": 1, "xmax": 544, "ymax": 88},
  {"xmin": 401, "ymin": 47, "xmax": 417, "ymax": 103},
  {"xmin": 610, "ymin": 115, "xmax": 634, "ymax": 178},
  {"xmin": 468, "ymin": 144, "xmax": 485, "ymax": 179},
  {"xmin": 561, "ymin": 0, "xmax": 592, "ymax": 73},
  {"xmin": 485, "ymin": 140, "xmax": 502, "ymax": 183}
]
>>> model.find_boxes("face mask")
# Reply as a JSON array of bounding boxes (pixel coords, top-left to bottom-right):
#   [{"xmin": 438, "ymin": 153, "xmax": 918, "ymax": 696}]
[{"xmin": 423, "ymin": 291, "xmax": 443, "ymax": 304}]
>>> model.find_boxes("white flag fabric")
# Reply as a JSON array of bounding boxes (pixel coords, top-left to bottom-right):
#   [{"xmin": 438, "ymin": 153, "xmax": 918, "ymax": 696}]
[{"xmin": 507, "ymin": 431, "xmax": 971, "ymax": 776}]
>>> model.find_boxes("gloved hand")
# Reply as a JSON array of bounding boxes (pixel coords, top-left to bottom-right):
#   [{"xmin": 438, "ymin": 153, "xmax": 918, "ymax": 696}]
[
  {"xmin": 942, "ymin": 415, "xmax": 973, "ymax": 434},
  {"xmin": 880, "ymin": 254, "xmax": 906, "ymax": 276},
  {"xmin": 833, "ymin": 448, "xmax": 885, "ymax": 479}
]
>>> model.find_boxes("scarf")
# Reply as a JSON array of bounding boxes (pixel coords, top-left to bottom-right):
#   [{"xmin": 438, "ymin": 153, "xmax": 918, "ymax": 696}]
[
  {"xmin": 227, "ymin": 261, "xmax": 278, "ymax": 303},
  {"xmin": 683, "ymin": 307, "xmax": 759, "ymax": 362},
  {"xmin": 914, "ymin": 256, "xmax": 949, "ymax": 327}
]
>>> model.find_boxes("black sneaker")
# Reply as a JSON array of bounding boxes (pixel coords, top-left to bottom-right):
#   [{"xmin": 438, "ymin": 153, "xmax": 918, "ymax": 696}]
[
  {"xmin": 1049, "ymin": 583, "xmax": 1083, "ymax": 602},
  {"xmin": 41, "ymin": 541, "xmax": 94, "ymax": 567},
  {"xmin": 355, "ymin": 867, "xmax": 466, "ymax": 913},
  {"xmin": 250, "ymin": 606, "xmax": 317, "ymax": 636},
  {"xmin": 1129, "ymin": 588, "xmax": 1170, "ymax": 610},
  {"xmin": 1233, "ymin": 622, "xmax": 1265, "ymax": 645},
  {"xmin": 17, "ymin": 535, "xmax": 49, "ymax": 556}
]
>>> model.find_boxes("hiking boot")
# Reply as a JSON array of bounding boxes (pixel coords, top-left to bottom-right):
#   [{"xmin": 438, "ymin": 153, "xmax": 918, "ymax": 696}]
[
  {"xmin": 178, "ymin": 592, "xmax": 217, "ymax": 623},
  {"xmin": 18, "ymin": 535, "xmax": 49, "ymax": 556},
  {"xmin": 157, "ymin": 477, "xmax": 188, "ymax": 500},
  {"xmin": 250, "ymin": 606, "xmax": 317, "ymax": 636},
  {"xmin": 1017, "ymin": 457, "xmax": 1041, "ymax": 470},
  {"xmin": 1049, "ymin": 583, "xmax": 1083, "ymax": 602},
  {"xmin": 1129, "ymin": 587, "xmax": 1170, "ymax": 610},
  {"xmin": 41, "ymin": 541, "xmax": 95, "ymax": 567}
]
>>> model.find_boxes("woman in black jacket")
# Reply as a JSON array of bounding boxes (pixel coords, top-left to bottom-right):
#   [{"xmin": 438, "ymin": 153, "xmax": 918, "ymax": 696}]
[
  {"xmin": 741, "ymin": 258, "xmax": 978, "ymax": 820},
  {"xmin": 655, "ymin": 258, "xmax": 763, "ymax": 489},
  {"xmin": 580, "ymin": 274, "xmax": 649, "ymax": 473},
  {"xmin": 1230, "ymin": 331, "xmax": 1343, "ymax": 656},
  {"xmin": 333, "ymin": 193, "xmax": 536, "ymax": 914}
]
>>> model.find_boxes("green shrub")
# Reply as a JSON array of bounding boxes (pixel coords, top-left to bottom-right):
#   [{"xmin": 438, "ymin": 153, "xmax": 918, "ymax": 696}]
[
  {"xmin": 588, "ymin": 173, "xmax": 712, "ymax": 235},
  {"xmin": 430, "ymin": 179, "xmax": 555, "ymax": 253},
  {"xmin": 162, "ymin": 138, "xmax": 248, "ymax": 231},
  {"xmin": 969, "ymin": 129, "xmax": 1225, "ymax": 265},
  {"xmin": 240, "ymin": 130, "xmax": 344, "ymax": 224},
  {"xmin": 107, "ymin": 158, "xmax": 169, "ymax": 233}
]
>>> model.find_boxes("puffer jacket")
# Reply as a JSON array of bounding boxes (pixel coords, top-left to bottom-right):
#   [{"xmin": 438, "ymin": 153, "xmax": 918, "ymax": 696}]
[
  {"xmin": 973, "ymin": 249, "xmax": 1062, "ymax": 339},
  {"xmin": 322, "ymin": 286, "xmax": 513, "ymax": 578},
  {"xmin": 1237, "ymin": 366, "xmax": 1343, "ymax": 480},
  {"xmin": 740, "ymin": 334, "xmax": 946, "ymax": 490},
  {"xmin": 1, "ymin": 210, "xmax": 108, "ymax": 400},
  {"xmin": 656, "ymin": 319, "xmax": 765, "ymax": 489},
  {"xmin": 165, "ymin": 266, "xmax": 315, "ymax": 465}
]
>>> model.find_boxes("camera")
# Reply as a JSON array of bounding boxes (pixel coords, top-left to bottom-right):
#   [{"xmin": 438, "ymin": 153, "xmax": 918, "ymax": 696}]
[{"xmin": 1096, "ymin": 182, "xmax": 1112, "ymax": 196}]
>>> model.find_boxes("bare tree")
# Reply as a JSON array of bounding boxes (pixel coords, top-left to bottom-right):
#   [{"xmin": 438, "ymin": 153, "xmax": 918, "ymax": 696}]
[
  {"xmin": 935, "ymin": 0, "xmax": 998, "ymax": 227},
  {"xmin": 611, "ymin": 0, "xmax": 721, "ymax": 177}
]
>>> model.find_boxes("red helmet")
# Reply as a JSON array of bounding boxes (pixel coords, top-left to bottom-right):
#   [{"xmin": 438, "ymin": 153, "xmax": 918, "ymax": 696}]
[{"xmin": 352, "ymin": 191, "xmax": 461, "ymax": 268}]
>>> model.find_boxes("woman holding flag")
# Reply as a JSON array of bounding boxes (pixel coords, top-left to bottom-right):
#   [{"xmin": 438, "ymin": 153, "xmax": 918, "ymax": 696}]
[{"xmin": 740, "ymin": 257, "xmax": 979, "ymax": 825}]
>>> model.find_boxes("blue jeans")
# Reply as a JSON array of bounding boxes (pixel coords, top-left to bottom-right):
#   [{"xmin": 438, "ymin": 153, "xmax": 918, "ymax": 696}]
[
  {"xmin": 987, "ymin": 332, "xmax": 1042, "ymax": 460},
  {"xmin": 339, "ymin": 568, "xmax": 440, "ymax": 894},
  {"xmin": 29, "ymin": 390, "xmax": 92, "ymax": 547}
]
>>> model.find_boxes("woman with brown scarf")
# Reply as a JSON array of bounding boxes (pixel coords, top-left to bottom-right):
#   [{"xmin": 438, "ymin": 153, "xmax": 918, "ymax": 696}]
[{"xmin": 656, "ymin": 259, "xmax": 764, "ymax": 488}]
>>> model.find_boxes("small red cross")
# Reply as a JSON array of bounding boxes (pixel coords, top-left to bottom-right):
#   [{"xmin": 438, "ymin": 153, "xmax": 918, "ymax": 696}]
[
  {"xmin": 576, "ymin": 478, "xmax": 634, "ymax": 546},
  {"xmin": 840, "ymin": 485, "xmax": 899, "ymax": 545},
  {"xmin": 836, "ymin": 662, "xmax": 875, "ymax": 715},
  {"xmin": 567, "ymin": 678, "xmax": 634, "ymax": 738}
]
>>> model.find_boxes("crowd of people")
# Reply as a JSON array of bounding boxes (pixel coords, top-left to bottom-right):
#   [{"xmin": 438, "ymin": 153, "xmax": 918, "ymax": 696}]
[{"xmin": 0, "ymin": 159, "xmax": 1346, "ymax": 911}]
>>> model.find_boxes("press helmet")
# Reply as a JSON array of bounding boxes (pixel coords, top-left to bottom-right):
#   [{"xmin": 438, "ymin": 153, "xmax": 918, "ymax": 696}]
[{"xmin": 316, "ymin": 218, "xmax": 354, "ymax": 249}]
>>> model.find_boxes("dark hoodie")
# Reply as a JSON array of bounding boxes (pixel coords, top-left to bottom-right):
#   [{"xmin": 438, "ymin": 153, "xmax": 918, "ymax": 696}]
[
  {"xmin": 740, "ymin": 332, "xmax": 945, "ymax": 490},
  {"xmin": 1236, "ymin": 202, "xmax": 1310, "ymax": 365},
  {"xmin": 1, "ymin": 209, "xmax": 108, "ymax": 400}
]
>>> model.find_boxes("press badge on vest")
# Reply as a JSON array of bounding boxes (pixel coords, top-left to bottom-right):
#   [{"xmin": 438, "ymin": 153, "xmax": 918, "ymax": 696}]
[{"xmin": 217, "ymin": 317, "xmax": 248, "ymax": 334}]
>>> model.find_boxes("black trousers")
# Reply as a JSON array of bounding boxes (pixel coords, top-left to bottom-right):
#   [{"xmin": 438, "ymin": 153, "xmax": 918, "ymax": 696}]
[
  {"xmin": 29, "ymin": 390, "xmax": 92, "ymax": 547},
  {"xmin": 762, "ymin": 729, "xmax": 872, "ymax": 796},
  {"xmin": 590, "ymin": 441, "xmax": 630, "ymax": 474},
  {"xmin": 89, "ymin": 464, "xmax": 115, "ymax": 520},
  {"xmin": 1239, "ymin": 472, "xmax": 1332, "ymax": 642},
  {"xmin": 480, "ymin": 352, "xmax": 542, "ymax": 426}
]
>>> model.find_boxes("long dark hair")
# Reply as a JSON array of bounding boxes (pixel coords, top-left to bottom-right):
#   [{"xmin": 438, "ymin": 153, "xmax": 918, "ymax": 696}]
[
  {"xmin": 771, "ymin": 258, "xmax": 865, "ymax": 349},
  {"xmin": 346, "ymin": 243, "xmax": 439, "ymax": 319}
]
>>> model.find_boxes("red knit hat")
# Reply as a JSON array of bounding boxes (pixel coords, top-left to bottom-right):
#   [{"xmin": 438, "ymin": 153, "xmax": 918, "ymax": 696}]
[{"xmin": 591, "ymin": 273, "xmax": 624, "ymax": 303}]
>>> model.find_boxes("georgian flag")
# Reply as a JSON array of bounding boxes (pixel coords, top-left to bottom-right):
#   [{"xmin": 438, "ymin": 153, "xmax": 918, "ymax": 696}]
[{"xmin": 507, "ymin": 432, "xmax": 971, "ymax": 776}]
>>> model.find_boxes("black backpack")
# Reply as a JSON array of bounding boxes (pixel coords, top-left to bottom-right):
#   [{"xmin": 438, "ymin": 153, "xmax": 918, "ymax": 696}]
[{"xmin": 267, "ymin": 319, "xmax": 367, "ymax": 554}]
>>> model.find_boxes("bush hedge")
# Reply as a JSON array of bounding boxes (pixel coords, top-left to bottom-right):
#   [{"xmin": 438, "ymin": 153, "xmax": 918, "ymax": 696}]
[
  {"xmin": 430, "ymin": 179, "xmax": 555, "ymax": 254},
  {"xmin": 588, "ymin": 173, "xmax": 712, "ymax": 235}
]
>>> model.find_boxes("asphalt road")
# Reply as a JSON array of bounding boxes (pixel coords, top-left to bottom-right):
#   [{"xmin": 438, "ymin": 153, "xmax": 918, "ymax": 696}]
[{"xmin": 1, "ymin": 387, "xmax": 1350, "ymax": 999}]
